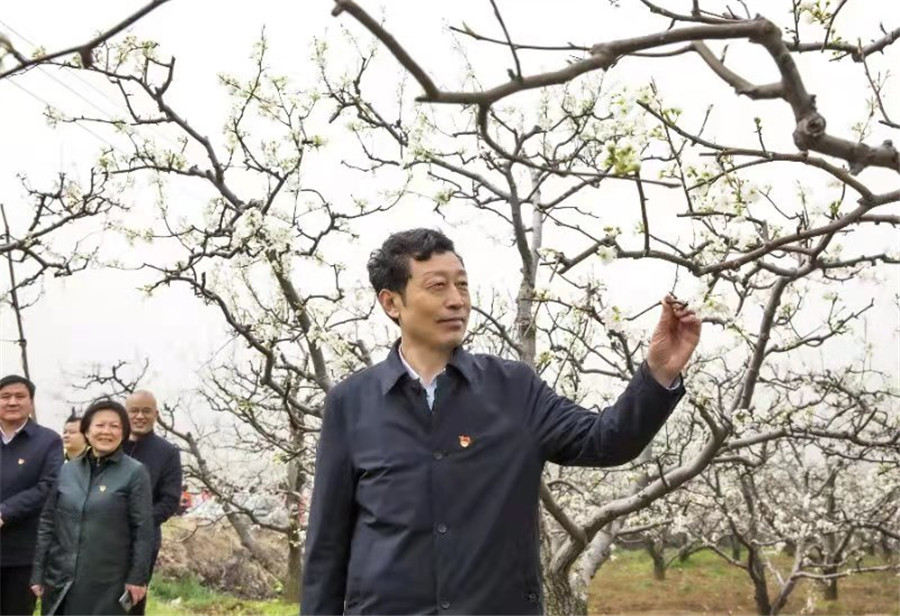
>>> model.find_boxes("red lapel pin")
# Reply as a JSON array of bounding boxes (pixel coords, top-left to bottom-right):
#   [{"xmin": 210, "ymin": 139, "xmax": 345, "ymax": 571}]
[{"xmin": 459, "ymin": 435, "xmax": 472, "ymax": 448}]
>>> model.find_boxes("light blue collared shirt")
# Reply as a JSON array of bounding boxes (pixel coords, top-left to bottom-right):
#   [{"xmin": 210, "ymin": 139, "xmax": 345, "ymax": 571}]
[{"xmin": 398, "ymin": 348, "xmax": 442, "ymax": 411}]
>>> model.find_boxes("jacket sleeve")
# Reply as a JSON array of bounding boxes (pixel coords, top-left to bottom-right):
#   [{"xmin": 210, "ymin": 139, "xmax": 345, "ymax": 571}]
[
  {"xmin": 126, "ymin": 465, "xmax": 155, "ymax": 586},
  {"xmin": 528, "ymin": 361, "xmax": 685, "ymax": 466},
  {"xmin": 301, "ymin": 388, "xmax": 356, "ymax": 615},
  {"xmin": 29, "ymin": 478, "xmax": 60, "ymax": 585},
  {"xmin": 152, "ymin": 445, "xmax": 182, "ymax": 526},
  {"xmin": 0, "ymin": 432, "xmax": 63, "ymax": 523}
]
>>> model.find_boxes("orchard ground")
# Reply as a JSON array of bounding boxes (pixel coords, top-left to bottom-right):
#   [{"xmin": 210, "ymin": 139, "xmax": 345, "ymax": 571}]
[{"xmin": 142, "ymin": 519, "xmax": 898, "ymax": 615}]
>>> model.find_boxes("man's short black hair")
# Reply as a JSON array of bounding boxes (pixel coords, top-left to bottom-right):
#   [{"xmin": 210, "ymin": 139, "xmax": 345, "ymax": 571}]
[
  {"xmin": 64, "ymin": 407, "xmax": 82, "ymax": 426},
  {"xmin": 0, "ymin": 374, "xmax": 36, "ymax": 399},
  {"xmin": 81, "ymin": 398, "xmax": 131, "ymax": 443},
  {"xmin": 367, "ymin": 228, "xmax": 459, "ymax": 296}
]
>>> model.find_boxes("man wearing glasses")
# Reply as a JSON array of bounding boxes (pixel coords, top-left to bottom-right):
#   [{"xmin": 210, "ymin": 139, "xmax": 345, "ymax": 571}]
[{"xmin": 123, "ymin": 390, "xmax": 182, "ymax": 615}]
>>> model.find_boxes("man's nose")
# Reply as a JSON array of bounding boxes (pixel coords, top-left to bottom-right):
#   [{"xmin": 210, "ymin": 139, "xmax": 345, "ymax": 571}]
[{"xmin": 446, "ymin": 286, "xmax": 465, "ymax": 308}]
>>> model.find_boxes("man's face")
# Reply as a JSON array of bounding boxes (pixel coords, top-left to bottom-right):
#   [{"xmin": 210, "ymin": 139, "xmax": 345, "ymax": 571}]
[
  {"xmin": 380, "ymin": 251, "xmax": 471, "ymax": 352},
  {"xmin": 0, "ymin": 383, "xmax": 33, "ymax": 426},
  {"xmin": 126, "ymin": 392, "xmax": 158, "ymax": 437},
  {"xmin": 62, "ymin": 421, "xmax": 87, "ymax": 455}
]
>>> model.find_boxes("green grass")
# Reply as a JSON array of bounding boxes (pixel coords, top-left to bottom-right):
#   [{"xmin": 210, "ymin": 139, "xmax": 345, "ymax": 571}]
[
  {"xmin": 589, "ymin": 548, "xmax": 899, "ymax": 615},
  {"xmin": 147, "ymin": 576, "xmax": 295, "ymax": 616}
]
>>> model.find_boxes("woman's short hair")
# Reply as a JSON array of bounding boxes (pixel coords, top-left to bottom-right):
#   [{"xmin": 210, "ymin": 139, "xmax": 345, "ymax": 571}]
[{"xmin": 81, "ymin": 398, "xmax": 131, "ymax": 443}]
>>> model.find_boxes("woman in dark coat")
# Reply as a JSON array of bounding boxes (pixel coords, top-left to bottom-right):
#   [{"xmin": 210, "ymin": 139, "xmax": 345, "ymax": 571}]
[{"xmin": 30, "ymin": 399, "xmax": 154, "ymax": 615}]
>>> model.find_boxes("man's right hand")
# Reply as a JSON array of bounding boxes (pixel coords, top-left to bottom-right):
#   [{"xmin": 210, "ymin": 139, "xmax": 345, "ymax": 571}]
[{"xmin": 127, "ymin": 584, "xmax": 147, "ymax": 603}]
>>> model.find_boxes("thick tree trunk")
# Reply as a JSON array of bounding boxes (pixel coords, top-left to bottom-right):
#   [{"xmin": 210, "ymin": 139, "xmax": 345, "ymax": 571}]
[
  {"xmin": 770, "ymin": 575, "xmax": 799, "ymax": 616},
  {"xmin": 822, "ymin": 579, "xmax": 838, "ymax": 601},
  {"xmin": 821, "ymin": 565, "xmax": 838, "ymax": 601},
  {"xmin": 285, "ymin": 527, "xmax": 302, "ymax": 603},
  {"xmin": 284, "ymin": 440, "xmax": 307, "ymax": 603},
  {"xmin": 881, "ymin": 536, "xmax": 895, "ymax": 562},
  {"xmin": 677, "ymin": 542, "xmax": 695, "ymax": 563},
  {"xmin": 646, "ymin": 538, "xmax": 666, "ymax": 581},
  {"xmin": 820, "ymin": 471, "xmax": 839, "ymax": 602},
  {"xmin": 747, "ymin": 547, "xmax": 772, "ymax": 616},
  {"xmin": 732, "ymin": 534, "xmax": 743, "ymax": 560},
  {"xmin": 543, "ymin": 569, "xmax": 587, "ymax": 616}
]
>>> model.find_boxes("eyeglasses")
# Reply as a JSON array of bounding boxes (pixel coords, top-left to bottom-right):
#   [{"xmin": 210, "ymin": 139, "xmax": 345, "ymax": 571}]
[{"xmin": 127, "ymin": 408, "xmax": 156, "ymax": 417}]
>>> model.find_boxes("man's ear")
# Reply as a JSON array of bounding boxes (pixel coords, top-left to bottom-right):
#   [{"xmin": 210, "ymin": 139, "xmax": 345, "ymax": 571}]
[{"xmin": 377, "ymin": 289, "xmax": 402, "ymax": 321}]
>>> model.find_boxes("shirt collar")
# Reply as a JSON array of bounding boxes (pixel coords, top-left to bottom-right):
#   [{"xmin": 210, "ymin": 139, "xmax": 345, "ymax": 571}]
[
  {"xmin": 0, "ymin": 417, "xmax": 31, "ymax": 443},
  {"xmin": 377, "ymin": 340, "xmax": 477, "ymax": 395},
  {"xmin": 398, "ymin": 346, "xmax": 443, "ymax": 386}
]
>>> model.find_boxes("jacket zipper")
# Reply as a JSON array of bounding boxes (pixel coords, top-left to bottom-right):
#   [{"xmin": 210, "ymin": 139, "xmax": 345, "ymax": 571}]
[{"xmin": 73, "ymin": 461, "xmax": 108, "ymax": 579}]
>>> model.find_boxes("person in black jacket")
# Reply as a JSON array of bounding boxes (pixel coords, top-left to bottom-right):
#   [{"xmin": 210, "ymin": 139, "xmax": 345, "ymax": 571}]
[
  {"xmin": 0, "ymin": 374, "xmax": 63, "ymax": 616},
  {"xmin": 122, "ymin": 389, "xmax": 182, "ymax": 615},
  {"xmin": 301, "ymin": 229, "xmax": 702, "ymax": 615},
  {"xmin": 31, "ymin": 398, "xmax": 154, "ymax": 615}
]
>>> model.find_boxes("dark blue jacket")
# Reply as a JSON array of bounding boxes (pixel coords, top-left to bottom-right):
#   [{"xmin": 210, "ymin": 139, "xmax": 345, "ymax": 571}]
[
  {"xmin": 123, "ymin": 431, "xmax": 182, "ymax": 550},
  {"xmin": 301, "ymin": 345, "xmax": 685, "ymax": 615},
  {"xmin": 0, "ymin": 419, "xmax": 64, "ymax": 567}
]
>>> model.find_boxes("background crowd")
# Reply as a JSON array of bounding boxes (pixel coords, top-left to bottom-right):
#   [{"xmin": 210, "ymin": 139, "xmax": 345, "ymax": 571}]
[{"xmin": 0, "ymin": 375, "xmax": 182, "ymax": 616}]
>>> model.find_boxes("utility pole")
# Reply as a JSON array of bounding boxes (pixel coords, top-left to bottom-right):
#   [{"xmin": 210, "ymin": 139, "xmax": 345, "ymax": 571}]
[{"xmin": 1, "ymin": 202, "xmax": 35, "ymax": 419}]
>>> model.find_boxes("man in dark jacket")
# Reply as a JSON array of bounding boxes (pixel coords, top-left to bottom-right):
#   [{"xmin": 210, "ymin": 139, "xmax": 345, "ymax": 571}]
[
  {"xmin": 0, "ymin": 375, "xmax": 63, "ymax": 616},
  {"xmin": 123, "ymin": 389, "xmax": 182, "ymax": 615},
  {"xmin": 301, "ymin": 229, "xmax": 702, "ymax": 615}
]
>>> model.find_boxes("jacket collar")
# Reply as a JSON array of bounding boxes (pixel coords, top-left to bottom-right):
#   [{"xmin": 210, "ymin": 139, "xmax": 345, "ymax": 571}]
[
  {"xmin": 377, "ymin": 339, "xmax": 477, "ymax": 395},
  {"xmin": 20, "ymin": 417, "xmax": 37, "ymax": 436},
  {"xmin": 86, "ymin": 445, "xmax": 125, "ymax": 464},
  {"xmin": 130, "ymin": 431, "xmax": 158, "ymax": 445}
]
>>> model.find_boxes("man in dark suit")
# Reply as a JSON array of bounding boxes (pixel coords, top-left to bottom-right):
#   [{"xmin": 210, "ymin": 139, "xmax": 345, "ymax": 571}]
[
  {"xmin": 123, "ymin": 389, "xmax": 182, "ymax": 616},
  {"xmin": 301, "ymin": 229, "xmax": 702, "ymax": 614},
  {"xmin": 0, "ymin": 375, "xmax": 63, "ymax": 616}
]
